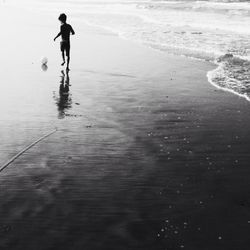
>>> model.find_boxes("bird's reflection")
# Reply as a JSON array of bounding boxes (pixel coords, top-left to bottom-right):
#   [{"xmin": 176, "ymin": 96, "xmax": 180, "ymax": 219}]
[{"xmin": 54, "ymin": 70, "xmax": 72, "ymax": 119}]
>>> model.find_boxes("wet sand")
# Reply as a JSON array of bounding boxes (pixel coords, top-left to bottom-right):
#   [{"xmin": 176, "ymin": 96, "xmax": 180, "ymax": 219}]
[{"xmin": 1, "ymin": 4, "xmax": 250, "ymax": 250}]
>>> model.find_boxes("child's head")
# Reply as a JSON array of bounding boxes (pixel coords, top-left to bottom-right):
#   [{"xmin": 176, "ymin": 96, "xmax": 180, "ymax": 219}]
[{"xmin": 58, "ymin": 13, "xmax": 67, "ymax": 23}]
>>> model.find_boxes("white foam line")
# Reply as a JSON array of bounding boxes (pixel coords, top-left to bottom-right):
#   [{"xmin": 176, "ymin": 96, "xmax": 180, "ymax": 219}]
[
  {"xmin": 0, "ymin": 129, "xmax": 57, "ymax": 173},
  {"xmin": 207, "ymin": 68, "xmax": 250, "ymax": 102}
]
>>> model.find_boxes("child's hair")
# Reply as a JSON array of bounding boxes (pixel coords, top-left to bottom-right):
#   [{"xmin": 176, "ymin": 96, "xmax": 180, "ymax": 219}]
[{"xmin": 58, "ymin": 13, "xmax": 67, "ymax": 23}]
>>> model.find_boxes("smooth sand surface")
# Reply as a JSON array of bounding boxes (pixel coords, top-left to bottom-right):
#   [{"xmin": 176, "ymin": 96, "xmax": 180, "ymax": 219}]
[{"xmin": 1, "ymin": 4, "xmax": 250, "ymax": 250}]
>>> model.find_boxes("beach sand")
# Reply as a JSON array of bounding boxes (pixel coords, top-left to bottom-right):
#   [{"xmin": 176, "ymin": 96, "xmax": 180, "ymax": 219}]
[{"xmin": 0, "ymin": 4, "xmax": 250, "ymax": 250}]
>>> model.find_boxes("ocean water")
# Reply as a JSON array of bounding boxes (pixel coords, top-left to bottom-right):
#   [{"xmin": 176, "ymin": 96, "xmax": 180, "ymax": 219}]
[{"xmin": 7, "ymin": 0, "xmax": 250, "ymax": 101}]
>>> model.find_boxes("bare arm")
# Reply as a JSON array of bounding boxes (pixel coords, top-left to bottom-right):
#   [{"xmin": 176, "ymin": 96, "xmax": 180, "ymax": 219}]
[
  {"xmin": 54, "ymin": 32, "xmax": 61, "ymax": 41},
  {"xmin": 70, "ymin": 26, "xmax": 75, "ymax": 35}
]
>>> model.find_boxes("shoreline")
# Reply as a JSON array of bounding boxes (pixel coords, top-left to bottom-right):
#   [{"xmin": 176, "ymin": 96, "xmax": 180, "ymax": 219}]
[{"xmin": 3, "ymin": 0, "xmax": 250, "ymax": 104}]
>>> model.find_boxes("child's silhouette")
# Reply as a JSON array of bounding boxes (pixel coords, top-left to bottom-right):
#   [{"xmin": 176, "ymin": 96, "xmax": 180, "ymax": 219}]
[{"xmin": 54, "ymin": 13, "xmax": 75, "ymax": 71}]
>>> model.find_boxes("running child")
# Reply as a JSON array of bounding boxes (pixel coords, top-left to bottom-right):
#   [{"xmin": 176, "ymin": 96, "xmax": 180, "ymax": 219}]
[{"xmin": 54, "ymin": 13, "xmax": 75, "ymax": 71}]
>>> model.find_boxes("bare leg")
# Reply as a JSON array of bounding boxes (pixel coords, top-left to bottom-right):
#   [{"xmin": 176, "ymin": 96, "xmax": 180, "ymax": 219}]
[
  {"xmin": 66, "ymin": 56, "xmax": 70, "ymax": 71},
  {"xmin": 61, "ymin": 52, "xmax": 65, "ymax": 66}
]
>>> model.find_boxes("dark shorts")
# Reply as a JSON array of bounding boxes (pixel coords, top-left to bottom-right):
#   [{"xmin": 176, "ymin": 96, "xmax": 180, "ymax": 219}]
[{"xmin": 60, "ymin": 41, "xmax": 70, "ymax": 57}]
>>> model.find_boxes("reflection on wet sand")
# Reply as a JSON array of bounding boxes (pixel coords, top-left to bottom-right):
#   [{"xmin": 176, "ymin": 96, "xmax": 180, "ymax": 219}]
[
  {"xmin": 41, "ymin": 64, "xmax": 48, "ymax": 72},
  {"xmin": 54, "ymin": 70, "xmax": 72, "ymax": 118}
]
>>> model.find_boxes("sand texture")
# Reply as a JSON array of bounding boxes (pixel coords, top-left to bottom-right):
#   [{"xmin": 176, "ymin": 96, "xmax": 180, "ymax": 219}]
[{"xmin": 0, "ymin": 4, "xmax": 250, "ymax": 250}]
